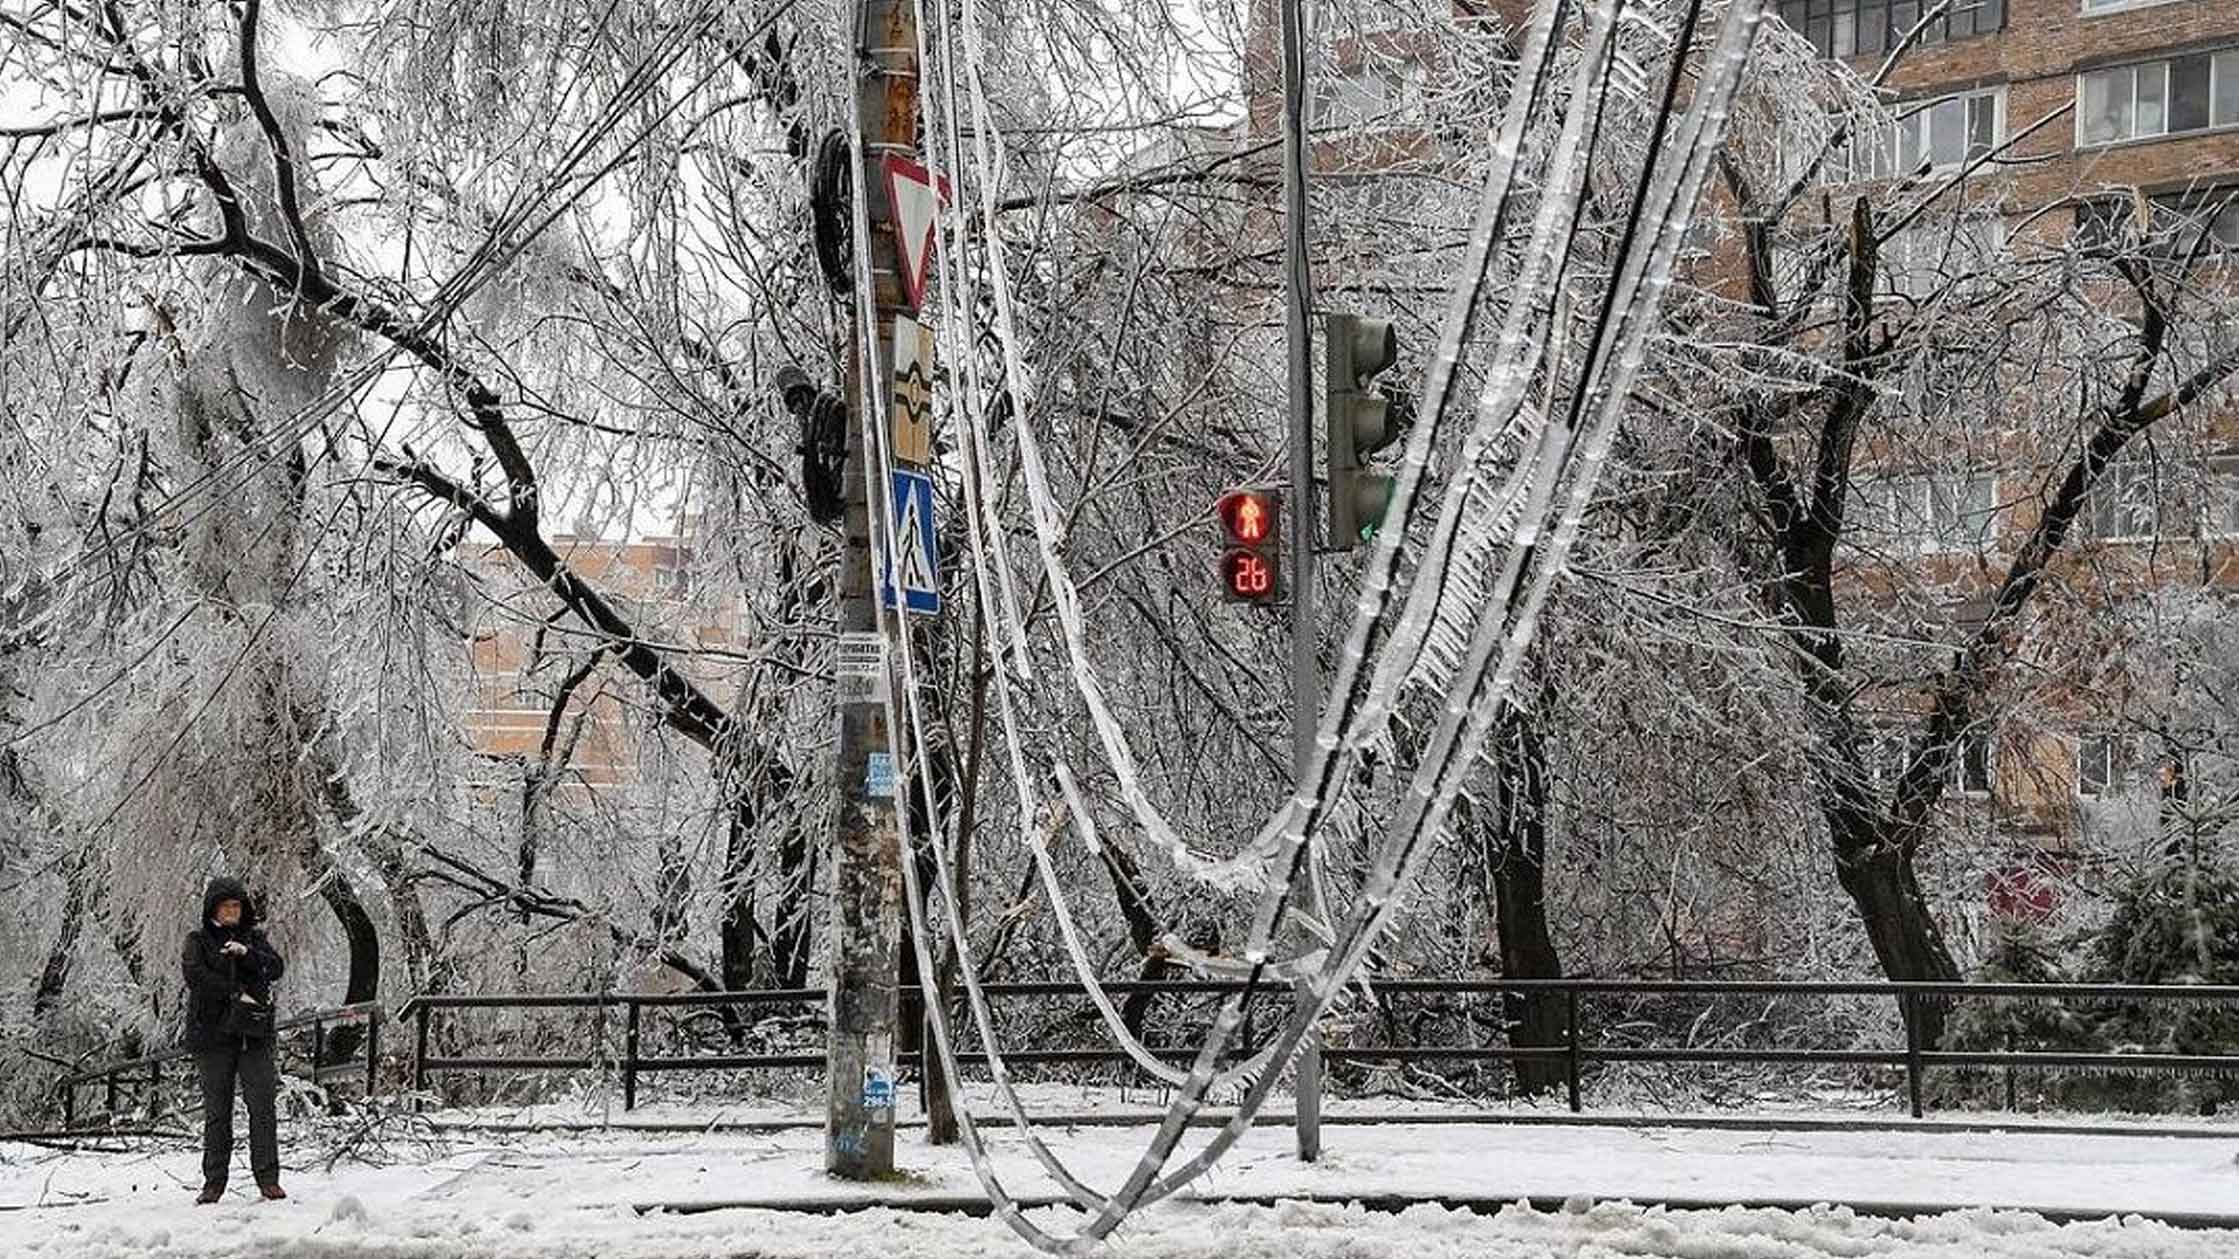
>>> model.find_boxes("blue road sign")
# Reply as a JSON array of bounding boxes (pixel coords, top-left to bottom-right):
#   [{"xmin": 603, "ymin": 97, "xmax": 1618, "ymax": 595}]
[{"xmin": 879, "ymin": 469, "xmax": 941, "ymax": 616}]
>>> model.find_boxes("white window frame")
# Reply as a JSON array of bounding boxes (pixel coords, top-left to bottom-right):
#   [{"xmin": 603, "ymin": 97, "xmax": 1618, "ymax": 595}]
[
  {"xmin": 2081, "ymin": 0, "xmax": 2194, "ymax": 17},
  {"xmin": 1863, "ymin": 724, "xmax": 1994, "ymax": 797},
  {"xmin": 1926, "ymin": 472, "xmax": 1999, "ymax": 554},
  {"xmin": 652, "ymin": 561, "xmax": 693, "ymax": 599},
  {"xmin": 1315, "ymin": 61, "xmax": 1422, "ymax": 131},
  {"xmin": 2086, "ymin": 455, "xmax": 2164, "ymax": 542},
  {"xmin": 2074, "ymin": 729, "xmax": 2155, "ymax": 800},
  {"xmin": 1953, "ymin": 723, "xmax": 1995, "ymax": 798},
  {"xmin": 2076, "ymin": 48, "xmax": 2239, "ymax": 149},
  {"xmin": 2088, "ymin": 452, "xmax": 2239, "ymax": 541},
  {"xmin": 1858, "ymin": 472, "xmax": 2000, "ymax": 554},
  {"xmin": 1880, "ymin": 214, "xmax": 2006, "ymax": 299},
  {"xmin": 1841, "ymin": 88, "xmax": 2005, "ymax": 181},
  {"xmin": 1864, "ymin": 727, "xmax": 1910, "ymax": 789}
]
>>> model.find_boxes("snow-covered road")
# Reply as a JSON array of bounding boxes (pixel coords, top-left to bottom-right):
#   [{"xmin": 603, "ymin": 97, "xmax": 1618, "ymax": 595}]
[{"xmin": 8, "ymin": 1108, "xmax": 2237, "ymax": 1256}]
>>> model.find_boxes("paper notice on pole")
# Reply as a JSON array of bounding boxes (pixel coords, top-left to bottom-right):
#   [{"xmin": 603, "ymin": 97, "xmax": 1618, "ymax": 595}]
[
  {"xmin": 836, "ymin": 632, "xmax": 888, "ymax": 706},
  {"xmin": 866, "ymin": 752, "xmax": 897, "ymax": 799}
]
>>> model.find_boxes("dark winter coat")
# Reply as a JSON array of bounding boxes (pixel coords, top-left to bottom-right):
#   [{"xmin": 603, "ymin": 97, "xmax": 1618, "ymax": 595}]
[{"xmin": 181, "ymin": 877, "xmax": 286, "ymax": 1050}]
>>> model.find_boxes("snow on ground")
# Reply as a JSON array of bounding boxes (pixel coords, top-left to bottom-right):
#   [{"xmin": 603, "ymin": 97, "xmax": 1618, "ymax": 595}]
[
  {"xmin": 7, "ymin": 1098, "xmax": 2238, "ymax": 1257},
  {"xmin": 9, "ymin": 1197, "xmax": 2235, "ymax": 1259}
]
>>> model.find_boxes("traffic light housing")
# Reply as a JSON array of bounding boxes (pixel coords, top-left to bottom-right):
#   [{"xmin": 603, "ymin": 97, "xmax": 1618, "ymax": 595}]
[
  {"xmin": 1215, "ymin": 488, "xmax": 1280, "ymax": 603},
  {"xmin": 1325, "ymin": 313, "xmax": 1408, "ymax": 550}
]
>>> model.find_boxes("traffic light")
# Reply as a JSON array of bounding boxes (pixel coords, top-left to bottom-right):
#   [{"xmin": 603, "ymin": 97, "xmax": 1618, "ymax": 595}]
[
  {"xmin": 1325, "ymin": 313, "xmax": 1409, "ymax": 550},
  {"xmin": 1215, "ymin": 488, "xmax": 1280, "ymax": 603}
]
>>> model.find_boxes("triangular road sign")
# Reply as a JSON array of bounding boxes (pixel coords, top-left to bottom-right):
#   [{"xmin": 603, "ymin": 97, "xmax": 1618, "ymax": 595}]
[{"xmin": 883, "ymin": 155, "xmax": 951, "ymax": 313}]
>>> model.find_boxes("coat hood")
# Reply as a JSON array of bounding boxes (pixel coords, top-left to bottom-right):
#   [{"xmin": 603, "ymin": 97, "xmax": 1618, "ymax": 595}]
[{"xmin": 202, "ymin": 877, "xmax": 256, "ymax": 928}]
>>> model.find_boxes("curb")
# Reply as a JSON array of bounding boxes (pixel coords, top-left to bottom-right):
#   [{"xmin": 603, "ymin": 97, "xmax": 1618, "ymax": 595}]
[{"xmin": 630, "ymin": 1190, "xmax": 2239, "ymax": 1231}]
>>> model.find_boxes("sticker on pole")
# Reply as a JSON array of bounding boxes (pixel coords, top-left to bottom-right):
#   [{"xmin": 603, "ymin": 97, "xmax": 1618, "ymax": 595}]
[
  {"xmin": 862, "ymin": 1065, "xmax": 896, "ymax": 1110},
  {"xmin": 883, "ymin": 155, "xmax": 950, "ymax": 313},
  {"xmin": 879, "ymin": 469, "xmax": 941, "ymax": 616},
  {"xmin": 836, "ymin": 632, "xmax": 888, "ymax": 707},
  {"xmin": 891, "ymin": 315, "xmax": 934, "ymax": 465},
  {"xmin": 866, "ymin": 752, "xmax": 896, "ymax": 799}
]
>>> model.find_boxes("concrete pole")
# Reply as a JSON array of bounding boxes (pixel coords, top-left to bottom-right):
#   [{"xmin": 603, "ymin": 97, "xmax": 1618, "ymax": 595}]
[{"xmin": 827, "ymin": 0, "xmax": 919, "ymax": 1181}]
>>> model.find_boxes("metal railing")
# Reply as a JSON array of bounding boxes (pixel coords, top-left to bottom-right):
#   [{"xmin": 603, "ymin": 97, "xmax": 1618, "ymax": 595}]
[
  {"xmin": 400, "ymin": 979, "xmax": 2239, "ymax": 1120},
  {"xmin": 53, "ymin": 1000, "xmax": 388, "ymax": 1130}
]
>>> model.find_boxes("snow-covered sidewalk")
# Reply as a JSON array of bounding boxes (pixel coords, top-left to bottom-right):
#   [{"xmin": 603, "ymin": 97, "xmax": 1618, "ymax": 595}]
[{"xmin": 7, "ymin": 1109, "xmax": 2238, "ymax": 1256}]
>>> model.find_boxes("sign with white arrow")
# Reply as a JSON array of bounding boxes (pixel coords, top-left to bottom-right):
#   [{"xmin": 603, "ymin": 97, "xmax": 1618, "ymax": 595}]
[{"xmin": 882, "ymin": 155, "xmax": 950, "ymax": 313}]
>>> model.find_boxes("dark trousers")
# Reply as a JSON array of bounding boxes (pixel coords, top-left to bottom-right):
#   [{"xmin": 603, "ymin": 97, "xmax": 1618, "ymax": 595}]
[{"xmin": 197, "ymin": 1040, "xmax": 279, "ymax": 1189}]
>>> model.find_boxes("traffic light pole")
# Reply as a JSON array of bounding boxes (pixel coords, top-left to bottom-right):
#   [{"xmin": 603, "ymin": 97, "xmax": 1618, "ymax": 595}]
[
  {"xmin": 1276, "ymin": 0, "xmax": 1324, "ymax": 1164},
  {"xmin": 827, "ymin": 0, "xmax": 917, "ymax": 1181}
]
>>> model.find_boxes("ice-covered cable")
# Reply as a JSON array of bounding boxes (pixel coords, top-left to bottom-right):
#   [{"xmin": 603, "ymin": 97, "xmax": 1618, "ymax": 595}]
[
  {"xmin": 878, "ymin": 0, "xmax": 1765, "ymax": 1248},
  {"xmin": 1360, "ymin": 9, "xmax": 1627, "ymax": 727},
  {"xmin": 1007, "ymin": 1, "xmax": 1634, "ymax": 1232},
  {"xmin": 842, "ymin": 0, "xmax": 1156, "ymax": 1210},
  {"xmin": 1104, "ymin": 0, "xmax": 1770, "ymax": 1220}
]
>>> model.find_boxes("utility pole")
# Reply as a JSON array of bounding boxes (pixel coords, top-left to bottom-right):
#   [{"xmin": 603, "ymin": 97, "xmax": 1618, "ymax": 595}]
[
  {"xmin": 827, "ymin": 0, "xmax": 919, "ymax": 1181},
  {"xmin": 1276, "ymin": 0, "xmax": 1323, "ymax": 1163}
]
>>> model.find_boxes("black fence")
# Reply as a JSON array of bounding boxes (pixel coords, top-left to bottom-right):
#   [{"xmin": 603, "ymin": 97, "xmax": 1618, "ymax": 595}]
[
  {"xmin": 399, "ymin": 979, "xmax": 2239, "ymax": 1120},
  {"xmin": 42, "ymin": 979, "xmax": 2238, "ymax": 1131},
  {"xmin": 52, "ymin": 1001, "xmax": 386, "ymax": 1131}
]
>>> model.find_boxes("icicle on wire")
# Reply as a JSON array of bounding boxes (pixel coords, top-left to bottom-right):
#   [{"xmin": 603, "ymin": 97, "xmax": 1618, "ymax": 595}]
[
  {"xmin": 881, "ymin": 0, "xmax": 1765, "ymax": 1248},
  {"xmin": 900, "ymin": 0, "xmax": 1584, "ymax": 1243},
  {"xmin": 1112, "ymin": 0, "xmax": 1770, "ymax": 1217}
]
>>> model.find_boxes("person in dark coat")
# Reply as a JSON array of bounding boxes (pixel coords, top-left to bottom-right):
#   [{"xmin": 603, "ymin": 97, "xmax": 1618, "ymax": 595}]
[{"xmin": 182, "ymin": 877, "xmax": 287, "ymax": 1203}]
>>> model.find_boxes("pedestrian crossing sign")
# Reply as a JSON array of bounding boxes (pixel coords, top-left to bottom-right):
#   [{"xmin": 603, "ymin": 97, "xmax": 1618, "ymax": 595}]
[{"xmin": 879, "ymin": 469, "xmax": 941, "ymax": 616}]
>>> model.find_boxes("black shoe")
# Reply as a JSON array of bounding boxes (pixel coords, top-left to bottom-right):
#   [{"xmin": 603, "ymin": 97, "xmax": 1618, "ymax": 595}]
[
  {"xmin": 195, "ymin": 1185, "xmax": 224, "ymax": 1205},
  {"xmin": 258, "ymin": 1183, "xmax": 287, "ymax": 1201}
]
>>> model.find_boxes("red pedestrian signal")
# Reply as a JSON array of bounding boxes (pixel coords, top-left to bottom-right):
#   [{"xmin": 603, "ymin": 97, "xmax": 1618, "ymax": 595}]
[{"xmin": 1214, "ymin": 489, "xmax": 1280, "ymax": 604}]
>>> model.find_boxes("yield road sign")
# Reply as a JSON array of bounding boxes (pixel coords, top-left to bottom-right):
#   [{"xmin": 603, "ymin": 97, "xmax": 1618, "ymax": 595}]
[
  {"xmin": 879, "ymin": 469, "xmax": 941, "ymax": 616},
  {"xmin": 883, "ymin": 155, "xmax": 950, "ymax": 313}
]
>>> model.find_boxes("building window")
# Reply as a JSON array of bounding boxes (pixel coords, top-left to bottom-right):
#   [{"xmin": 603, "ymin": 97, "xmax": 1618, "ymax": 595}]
[
  {"xmin": 1862, "ymin": 727, "xmax": 1910, "ymax": 789},
  {"xmin": 1880, "ymin": 215, "xmax": 2004, "ymax": 297},
  {"xmin": 1839, "ymin": 90, "xmax": 2003, "ymax": 181},
  {"xmin": 1856, "ymin": 472, "xmax": 2000, "ymax": 553},
  {"xmin": 2078, "ymin": 50, "xmax": 2239, "ymax": 147},
  {"xmin": 2076, "ymin": 730, "xmax": 2140, "ymax": 798},
  {"xmin": 2086, "ymin": 452, "xmax": 2239, "ymax": 540},
  {"xmin": 2085, "ymin": 456, "xmax": 2163, "ymax": 540},
  {"xmin": 653, "ymin": 561, "xmax": 694, "ymax": 599},
  {"xmin": 1315, "ymin": 63, "xmax": 1418, "ymax": 129},
  {"xmin": 1954, "ymin": 724, "xmax": 1995, "ymax": 796},
  {"xmin": 1777, "ymin": 0, "xmax": 2005, "ymax": 60},
  {"xmin": 1862, "ymin": 724, "xmax": 1990, "ymax": 796},
  {"xmin": 2210, "ymin": 455, "xmax": 2239, "ymax": 537},
  {"xmin": 2075, "ymin": 188, "xmax": 2239, "ymax": 257}
]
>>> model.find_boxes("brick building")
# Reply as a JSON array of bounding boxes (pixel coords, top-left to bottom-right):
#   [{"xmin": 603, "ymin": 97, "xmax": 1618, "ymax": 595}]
[
  {"xmin": 1231, "ymin": 0, "xmax": 2239, "ymax": 923},
  {"xmin": 1771, "ymin": 0, "xmax": 2239, "ymax": 882},
  {"xmin": 461, "ymin": 531, "xmax": 748, "ymax": 789}
]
